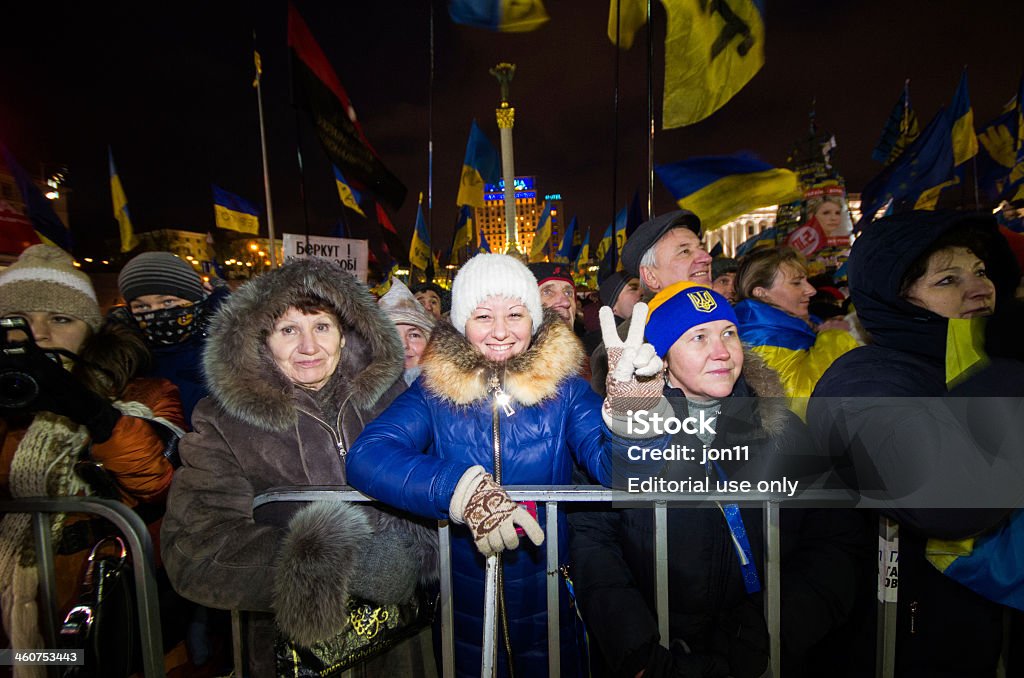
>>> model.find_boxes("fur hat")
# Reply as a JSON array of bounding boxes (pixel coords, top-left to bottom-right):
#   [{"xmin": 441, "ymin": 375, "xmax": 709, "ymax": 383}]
[
  {"xmin": 0, "ymin": 244, "xmax": 101, "ymax": 331},
  {"xmin": 118, "ymin": 251, "xmax": 205, "ymax": 303},
  {"xmin": 449, "ymin": 254, "xmax": 544, "ymax": 336},
  {"xmin": 378, "ymin": 279, "xmax": 436, "ymax": 334},
  {"xmin": 645, "ymin": 281, "xmax": 737, "ymax": 357}
]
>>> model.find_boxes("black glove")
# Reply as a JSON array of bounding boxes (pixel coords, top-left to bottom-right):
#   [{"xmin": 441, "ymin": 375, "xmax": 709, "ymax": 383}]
[
  {"xmin": 2, "ymin": 344, "xmax": 120, "ymax": 442},
  {"xmin": 713, "ymin": 598, "xmax": 770, "ymax": 678},
  {"xmin": 346, "ymin": 529, "xmax": 419, "ymax": 605},
  {"xmin": 642, "ymin": 640, "xmax": 728, "ymax": 678}
]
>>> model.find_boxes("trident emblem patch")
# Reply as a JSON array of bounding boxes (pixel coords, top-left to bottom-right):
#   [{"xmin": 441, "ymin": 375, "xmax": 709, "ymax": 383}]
[{"xmin": 686, "ymin": 289, "xmax": 717, "ymax": 313}]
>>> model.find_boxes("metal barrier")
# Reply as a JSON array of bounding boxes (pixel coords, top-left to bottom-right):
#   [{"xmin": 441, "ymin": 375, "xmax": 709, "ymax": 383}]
[
  {"xmin": 248, "ymin": 485, "xmax": 880, "ymax": 678},
  {"xmin": 0, "ymin": 496, "xmax": 165, "ymax": 678}
]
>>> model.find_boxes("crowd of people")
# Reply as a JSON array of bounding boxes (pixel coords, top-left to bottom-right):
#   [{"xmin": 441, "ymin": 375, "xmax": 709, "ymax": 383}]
[{"xmin": 0, "ymin": 204, "xmax": 1022, "ymax": 677}]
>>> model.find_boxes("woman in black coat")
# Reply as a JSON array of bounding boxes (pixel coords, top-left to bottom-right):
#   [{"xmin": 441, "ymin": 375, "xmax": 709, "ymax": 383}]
[
  {"xmin": 570, "ymin": 282, "xmax": 864, "ymax": 678},
  {"xmin": 807, "ymin": 210, "xmax": 1024, "ymax": 677}
]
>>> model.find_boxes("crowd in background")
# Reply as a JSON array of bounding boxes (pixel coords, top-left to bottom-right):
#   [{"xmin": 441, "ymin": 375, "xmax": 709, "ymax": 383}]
[{"xmin": 0, "ymin": 204, "xmax": 1022, "ymax": 677}]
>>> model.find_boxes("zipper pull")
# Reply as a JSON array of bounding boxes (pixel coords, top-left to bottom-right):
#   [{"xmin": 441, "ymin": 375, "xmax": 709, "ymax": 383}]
[
  {"xmin": 494, "ymin": 386, "xmax": 515, "ymax": 417},
  {"xmin": 337, "ymin": 440, "xmax": 347, "ymax": 457}
]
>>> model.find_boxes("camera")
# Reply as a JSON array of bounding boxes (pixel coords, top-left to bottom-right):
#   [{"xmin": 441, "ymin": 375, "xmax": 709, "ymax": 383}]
[{"xmin": 0, "ymin": 316, "xmax": 55, "ymax": 410}]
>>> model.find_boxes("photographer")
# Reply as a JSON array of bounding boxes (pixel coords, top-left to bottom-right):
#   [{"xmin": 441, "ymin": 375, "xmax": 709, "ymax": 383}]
[{"xmin": 0, "ymin": 245, "xmax": 184, "ymax": 667}]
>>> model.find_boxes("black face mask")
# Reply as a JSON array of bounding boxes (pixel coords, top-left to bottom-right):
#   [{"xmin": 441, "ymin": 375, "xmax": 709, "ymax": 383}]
[{"xmin": 133, "ymin": 301, "xmax": 207, "ymax": 346}]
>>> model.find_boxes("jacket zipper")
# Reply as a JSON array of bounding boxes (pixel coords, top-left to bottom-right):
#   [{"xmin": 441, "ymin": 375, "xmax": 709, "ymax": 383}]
[{"xmin": 298, "ymin": 408, "xmax": 346, "ymax": 460}]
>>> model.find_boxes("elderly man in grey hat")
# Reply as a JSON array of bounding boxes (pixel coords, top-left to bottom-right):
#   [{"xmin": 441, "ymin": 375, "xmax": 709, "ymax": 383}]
[{"xmin": 590, "ymin": 209, "xmax": 711, "ymax": 394}]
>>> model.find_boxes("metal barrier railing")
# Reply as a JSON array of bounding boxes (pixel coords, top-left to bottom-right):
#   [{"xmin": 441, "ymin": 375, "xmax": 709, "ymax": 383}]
[
  {"xmin": 0, "ymin": 496, "xmax": 164, "ymax": 678},
  {"xmin": 249, "ymin": 485, "xmax": 881, "ymax": 678}
]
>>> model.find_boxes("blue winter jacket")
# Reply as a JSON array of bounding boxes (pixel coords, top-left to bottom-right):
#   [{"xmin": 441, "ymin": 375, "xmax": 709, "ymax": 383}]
[{"xmin": 347, "ymin": 313, "xmax": 637, "ymax": 678}]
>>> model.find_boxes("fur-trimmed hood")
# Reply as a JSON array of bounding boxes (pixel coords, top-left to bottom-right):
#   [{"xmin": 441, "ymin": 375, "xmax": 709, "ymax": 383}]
[
  {"xmin": 203, "ymin": 259, "xmax": 403, "ymax": 431},
  {"xmin": 732, "ymin": 349, "xmax": 789, "ymax": 438},
  {"xmin": 420, "ymin": 308, "xmax": 583, "ymax": 406}
]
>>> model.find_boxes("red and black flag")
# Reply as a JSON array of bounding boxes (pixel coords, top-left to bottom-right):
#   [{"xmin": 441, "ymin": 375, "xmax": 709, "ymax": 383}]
[{"xmin": 287, "ymin": 4, "xmax": 407, "ymax": 210}]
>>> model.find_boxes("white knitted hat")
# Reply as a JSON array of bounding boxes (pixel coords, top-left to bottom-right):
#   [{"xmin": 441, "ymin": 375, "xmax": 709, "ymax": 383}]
[
  {"xmin": 0, "ymin": 244, "xmax": 101, "ymax": 331},
  {"xmin": 449, "ymin": 254, "xmax": 543, "ymax": 335},
  {"xmin": 378, "ymin": 278, "xmax": 436, "ymax": 334}
]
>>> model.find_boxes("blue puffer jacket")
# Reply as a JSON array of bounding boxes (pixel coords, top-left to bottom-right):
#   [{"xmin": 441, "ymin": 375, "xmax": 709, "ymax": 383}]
[{"xmin": 348, "ymin": 312, "xmax": 632, "ymax": 678}]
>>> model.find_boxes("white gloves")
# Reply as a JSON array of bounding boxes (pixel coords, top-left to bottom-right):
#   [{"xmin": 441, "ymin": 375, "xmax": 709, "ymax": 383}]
[
  {"xmin": 449, "ymin": 466, "xmax": 544, "ymax": 556},
  {"xmin": 601, "ymin": 302, "xmax": 666, "ymax": 429}
]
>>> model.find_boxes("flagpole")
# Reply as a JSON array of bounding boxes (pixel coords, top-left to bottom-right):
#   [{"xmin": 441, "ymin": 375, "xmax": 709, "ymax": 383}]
[
  {"xmin": 646, "ymin": 0, "xmax": 655, "ymax": 220},
  {"xmin": 427, "ymin": 2, "xmax": 435, "ymax": 274},
  {"xmin": 253, "ymin": 43, "xmax": 278, "ymax": 268}
]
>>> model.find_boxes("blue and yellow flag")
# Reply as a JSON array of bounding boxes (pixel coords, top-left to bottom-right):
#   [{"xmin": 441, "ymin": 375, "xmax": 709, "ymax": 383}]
[
  {"xmin": 655, "ymin": 153, "xmax": 799, "ymax": 231},
  {"xmin": 662, "ymin": 0, "xmax": 765, "ymax": 129},
  {"xmin": 213, "ymin": 185, "xmax": 261, "ymax": 235},
  {"xmin": 1000, "ymin": 77, "xmax": 1024, "ymax": 203},
  {"xmin": 555, "ymin": 215, "xmax": 578, "ymax": 262},
  {"xmin": 529, "ymin": 202, "xmax": 553, "ymax": 262},
  {"xmin": 456, "ymin": 120, "xmax": 502, "ymax": 208},
  {"xmin": 452, "ymin": 205, "xmax": 474, "ymax": 260},
  {"xmin": 0, "ymin": 143, "xmax": 70, "ymax": 251},
  {"xmin": 861, "ymin": 72, "xmax": 978, "ymax": 220},
  {"xmin": 735, "ymin": 226, "xmax": 777, "ymax": 257},
  {"xmin": 409, "ymin": 195, "xmax": 431, "ymax": 271},
  {"xmin": 478, "ymin": 229, "xmax": 492, "ymax": 254},
  {"xmin": 449, "ymin": 0, "xmax": 549, "ymax": 32},
  {"xmin": 333, "ymin": 165, "xmax": 366, "ymax": 217},
  {"xmin": 872, "ymin": 81, "xmax": 920, "ymax": 165},
  {"xmin": 574, "ymin": 229, "xmax": 591, "ymax": 272},
  {"xmin": 109, "ymin": 149, "xmax": 138, "ymax": 253},
  {"xmin": 976, "ymin": 102, "xmax": 1017, "ymax": 204},
  {"xmin": 597, "ymin": 206, "xmax": 629, "ymax": 282}
]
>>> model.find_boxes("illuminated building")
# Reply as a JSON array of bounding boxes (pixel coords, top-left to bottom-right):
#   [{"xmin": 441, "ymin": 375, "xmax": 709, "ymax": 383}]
[
  {"xmin": 703, "ymin": 195, "xmax": 863, "ymax": 257},
  {"xmin": 477, "ymin": 176, "xmax": 564, "ymax": 257}
]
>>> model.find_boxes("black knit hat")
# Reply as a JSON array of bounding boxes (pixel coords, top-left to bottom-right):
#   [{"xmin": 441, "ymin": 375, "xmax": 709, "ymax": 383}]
[
  {"xmin": 598, "ymin": 271, "xmax": 636, "ymax": 307},
  {"xmin": 711, "ymin": 257, "xmax": 738, "ymax": 280},
  {"xmin": 526, "ymin": 262, "xmax": 575, "ymax": 288},
  {"xmin": 118, "ymin": 251, "xmax": 205, "ymax": 303}
]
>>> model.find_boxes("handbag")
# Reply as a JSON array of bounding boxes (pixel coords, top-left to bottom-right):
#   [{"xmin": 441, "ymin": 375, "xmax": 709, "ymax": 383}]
[
  {"xmin": 59, "ymin": 536, "xmax": 138, "ymax": 678},
  {"xmin": 274, "ymin": 589, "xmax": 437, "ymax": 677}
]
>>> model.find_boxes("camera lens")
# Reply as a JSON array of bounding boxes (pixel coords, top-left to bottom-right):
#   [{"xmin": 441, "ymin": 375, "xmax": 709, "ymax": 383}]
[{"xmin": 0, "ymin": 370, "xmax": 40, "ymax": 409}]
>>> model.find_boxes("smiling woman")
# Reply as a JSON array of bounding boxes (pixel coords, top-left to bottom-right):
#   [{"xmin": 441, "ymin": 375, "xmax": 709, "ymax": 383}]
[{"xmin": 267, "ymin": 305, "xmax": 345, "ymax": 390}]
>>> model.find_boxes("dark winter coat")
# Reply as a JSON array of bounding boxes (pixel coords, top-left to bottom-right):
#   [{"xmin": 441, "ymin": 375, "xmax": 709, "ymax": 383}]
[
  {"xmin": 807, "ymin": 210, "xmax": 1024, "ymax": 677},
  {"xmin": 160, "ymin": 259, "xmax": 437, "ymax": 677},
  {"xmin": 347, "ymin": 310, "xmax": 636, "ymax": 678},
  {"xmin": 569, "ymin": 352, "xmax": 865, "ymax": 678}
]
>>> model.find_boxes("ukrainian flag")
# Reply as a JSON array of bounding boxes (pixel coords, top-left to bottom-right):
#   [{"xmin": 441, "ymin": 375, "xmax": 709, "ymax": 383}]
[
  {"xmin": 409, "ymin": 195, "xmax": 431, "ymax": 271},
  {"xmin": 333, "ymin": 165, "xmax": 366, "ymax": 217},
  {"xmin": 528, "ymin": 202, "xmax": 552, "ymax": 262},
  {"xmin": 555, "ymin": 215, "xmax": 578, "ymax": 262},
  {"xmin": 662, "ymin": 0, "xmax": 765, "ymax": 128},
  {"xmin": 449, "ymin": 0, "xmax": 549, "ymax": 32},
  {"xmin": 871, "ymin": 82, "xmax": 920, "ymax": 165},
  {"xmin": 109, "ymin": 149, "xmax": 138, "ymax": 253},
  {"xmin": 0, "ymin": 143, "xmax": 70, "ymax": 251},
  {"xmin": 655, "ymin": 153, "xmax": 799, "ymax": 232},
  {"xmin": 478, "ymin": 229, "xmax": 492, "ymax": 254},
  {"xmin": 594, "ymin": 221, "xmax": 615, "ymax": 266},
  {"xmin": 456, "ymin": 120, "xmax": 502, "ymax": 208},
  {"xmin": 452, "ymin": 205, "xmax": 474, "ymax": 259},
  {"xmin": 574, "ymin": 228, "xmax": 590, "ymax": 271},
  {"xmin": 861, "ymin": 73, "xmax": 978, "ymax": 219},
  {"xmin": 735, "ymin": 226, "xmax": 777, "ymax": 256},
  {"xmin": 607, "ymin": 0, "xmax": 648, "ymax": 49},
  {"xmin": 212, "ymin": 185, "xmax": 261, "ymax": 235}
]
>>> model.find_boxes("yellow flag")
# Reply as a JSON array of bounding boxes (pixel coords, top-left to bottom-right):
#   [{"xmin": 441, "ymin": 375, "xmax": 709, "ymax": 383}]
[
  {"xmin": 662, "ymin": 0, "xmax": 765, "ymax": 129},
  {"xmin": 109, "ymin": 149, "xmax": 137, "ymax": 253},
  {"xmin": 607, "ymin": 0, "xmax": 648, "ymax": 49}
]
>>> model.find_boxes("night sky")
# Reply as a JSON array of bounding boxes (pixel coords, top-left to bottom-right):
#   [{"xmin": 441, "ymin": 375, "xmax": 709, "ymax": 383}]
[{"xmin": 2, "ymin": 0, "xmax": 1023, "ymax": 260}]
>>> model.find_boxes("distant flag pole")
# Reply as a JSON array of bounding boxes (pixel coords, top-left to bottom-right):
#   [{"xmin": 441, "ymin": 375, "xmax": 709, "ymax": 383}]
[
  {"xmin": 253, "ymin": 42, "xmax": 278, "ymax": 267},
  {"xmin": 109, "ymin": 148, "xmax": 138, "ymax": 253}
]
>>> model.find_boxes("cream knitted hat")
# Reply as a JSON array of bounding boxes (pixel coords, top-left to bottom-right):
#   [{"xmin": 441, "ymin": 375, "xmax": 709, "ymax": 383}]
[
  {"xmin": 378, "ymin": 278, "xmax": 436, "ymax": 334},
  {"xmin": 449, "ymin": 254, "xmax": 543, "ymax": 336},
  {"xmin": 0, "ymin": 244, "xmax": 101, "ymax": 331}
]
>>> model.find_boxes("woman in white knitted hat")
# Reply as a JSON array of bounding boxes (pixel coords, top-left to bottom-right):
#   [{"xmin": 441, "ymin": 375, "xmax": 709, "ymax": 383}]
[
  {"xmin": 0, "ymin": 244, "xmax": 185, "ymax": 673},
  {"xmin": 348, "ymin": 253, "xmax": 665, "ymax": 678}
]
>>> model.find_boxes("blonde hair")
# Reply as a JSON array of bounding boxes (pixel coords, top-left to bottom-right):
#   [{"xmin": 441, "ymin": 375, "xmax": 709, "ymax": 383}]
[{"xmin": 734, "ymin": 247, "xmax": 809, "ymax": 302}]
